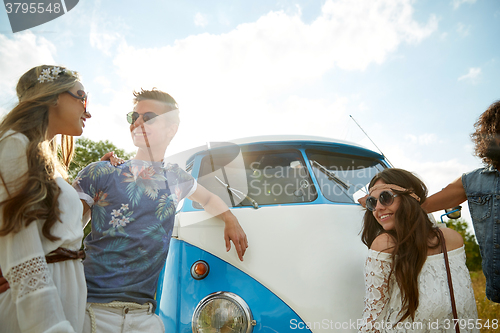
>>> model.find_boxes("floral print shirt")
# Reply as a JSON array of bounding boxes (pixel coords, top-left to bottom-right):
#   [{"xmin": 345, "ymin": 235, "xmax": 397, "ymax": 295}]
[{"xmin": 74, "ymin": 160, "xmax": 196, "ymax": 309}]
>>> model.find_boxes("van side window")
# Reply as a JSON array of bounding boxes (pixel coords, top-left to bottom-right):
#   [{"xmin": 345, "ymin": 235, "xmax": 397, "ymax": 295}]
[{"xmin": 194, "ymin": 150, "xmax": 317, "ymax": 208}]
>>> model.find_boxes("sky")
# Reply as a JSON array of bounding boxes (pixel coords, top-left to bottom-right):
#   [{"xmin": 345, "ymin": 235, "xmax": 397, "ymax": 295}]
[{"xmin": 1, "ymin": 0, "xmax": 499, "ymax": 226}]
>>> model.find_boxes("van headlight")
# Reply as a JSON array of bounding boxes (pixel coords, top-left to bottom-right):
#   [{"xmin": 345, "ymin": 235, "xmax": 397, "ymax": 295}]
[{"xmin": 192, "ymin": 291, "xmax": 254, "ymax": 333}]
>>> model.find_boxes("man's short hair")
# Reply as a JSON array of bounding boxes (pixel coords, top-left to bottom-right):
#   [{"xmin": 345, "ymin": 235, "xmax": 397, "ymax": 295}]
[{"xmin": 133, "ymin": 88, "xmax": 178, "ymax": 111}]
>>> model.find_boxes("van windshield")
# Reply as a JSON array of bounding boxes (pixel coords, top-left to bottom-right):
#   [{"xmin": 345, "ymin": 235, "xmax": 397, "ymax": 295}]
[
  {"xmin": 194, "ymin": 149, "xmax": 317, "ymax": 208},
  {"xmin": 305, "ymin": 149, "xmax": 386, "ymax": 204}
]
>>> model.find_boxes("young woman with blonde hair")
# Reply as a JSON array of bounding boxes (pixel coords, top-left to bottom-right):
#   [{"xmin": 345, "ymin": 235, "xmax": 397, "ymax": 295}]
[{"xmin": 0, "ymin": 65, "xmax": 91, "ymax": 332}]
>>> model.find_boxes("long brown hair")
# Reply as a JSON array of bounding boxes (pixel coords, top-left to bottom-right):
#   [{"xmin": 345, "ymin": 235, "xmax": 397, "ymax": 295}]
[
  {"xmin": 0, "ymin": 65, "xmax": 79, "ymax": 241},
  {"xmin": 361, "ymin": 168, "xmax": 439, "ymax": 322}
]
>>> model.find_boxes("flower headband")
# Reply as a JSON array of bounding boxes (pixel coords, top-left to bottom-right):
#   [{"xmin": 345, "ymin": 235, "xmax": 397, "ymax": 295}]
[
  {"xmin": 37, "ymin": 66, "xmax": 77, "ymax": 83},
  {"xmin": 369, "ymin": 184, "xmax": 421, "ymax": 202}
]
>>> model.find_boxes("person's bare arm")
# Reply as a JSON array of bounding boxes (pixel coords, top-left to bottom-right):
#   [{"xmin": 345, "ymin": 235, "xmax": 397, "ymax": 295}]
[
  {"xmin": 422, "ymin": 176, "xmax": 467, "ymax": 213},
  {"xmin": 189, "ymin": 184, "xmax": 248, "ymax": 261}
]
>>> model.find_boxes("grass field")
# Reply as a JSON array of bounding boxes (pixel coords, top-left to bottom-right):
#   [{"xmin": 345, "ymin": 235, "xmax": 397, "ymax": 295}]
[{"xmin": 470, "ymin": 270, "xmax": 500, "ymax": 332}]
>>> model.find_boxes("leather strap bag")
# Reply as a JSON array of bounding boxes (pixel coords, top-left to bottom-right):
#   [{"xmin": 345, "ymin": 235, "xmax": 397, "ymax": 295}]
[{"xmin": 437, "ymin": 227, "xmax": 460, "ymax": 333}]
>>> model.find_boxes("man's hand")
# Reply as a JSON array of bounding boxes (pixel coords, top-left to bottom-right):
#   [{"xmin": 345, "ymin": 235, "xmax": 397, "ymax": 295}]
[
  {"xmin": 189, "ymin": 184, "xmax": 249, "ymax": 261},
  {"xmin": 100, "ymin": 151, "xmax": 125, "ymax": 166},
  {"xmin": 221, "ymin": 212, "xmax": 248, "ymax": 261},
  {"xmin": 0, "ymin": 267, "xmax": 9, "ymax": 293}
]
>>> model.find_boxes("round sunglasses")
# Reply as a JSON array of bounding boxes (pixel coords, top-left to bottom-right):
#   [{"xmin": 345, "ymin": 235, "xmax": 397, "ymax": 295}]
[
  {"xmin": 366, "ymin": 191, "xmax": 399, "ymax": 212},
  {"xmin": 126, "ymin": 111, "xmax": 160, "ymax": 125},
  {"xmin": 66, "ymin": 90, "xmax": 88, "ymax": 111}
]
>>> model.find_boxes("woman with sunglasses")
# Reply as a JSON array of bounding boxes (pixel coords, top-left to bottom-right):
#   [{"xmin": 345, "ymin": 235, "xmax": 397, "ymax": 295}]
[
  {"xmin": 359, "ymin": 168, "xmax": 478, "ymax": 332},
  {"xmin": 0, "ymin": 65, "xmax": 91, "ymax": 333}
]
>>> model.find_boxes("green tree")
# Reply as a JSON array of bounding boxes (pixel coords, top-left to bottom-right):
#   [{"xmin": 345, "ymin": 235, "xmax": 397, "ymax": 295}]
[
  {"xmin": 445, "ymin": 218, "xmax": 482, "ymax": 272},
  {"xmin": 68, "ymin": 137, "xmax": 134, "ymax": 181}
]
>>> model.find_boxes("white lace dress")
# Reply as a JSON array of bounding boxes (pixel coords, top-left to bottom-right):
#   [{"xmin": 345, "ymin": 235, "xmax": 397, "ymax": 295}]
[
  {"xmin": 360, "ymin": 246, "xmax": 479, "ymax": 333},
  {"xmin": 0, "ymin": 132, "xmax": 86, "ymax": 333}
]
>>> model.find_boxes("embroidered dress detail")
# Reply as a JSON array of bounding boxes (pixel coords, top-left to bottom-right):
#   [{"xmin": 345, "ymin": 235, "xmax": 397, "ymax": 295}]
[
  {"xmin": 5, "ymin": 256, "xmax": 52, "ymax": 300},
  {"xmin": 360, "ymin": 247, "xmax": 478, "ymax": 332},
  {"xmin": 362, "ymin": 255, "xmax": 391, "ymax": 331}
]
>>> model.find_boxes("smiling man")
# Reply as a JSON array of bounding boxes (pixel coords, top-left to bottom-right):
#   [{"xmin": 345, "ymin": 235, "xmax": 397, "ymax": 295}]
[{"xmin": 74, "ymin": 88, "xmax": 248, "ymax": 333}]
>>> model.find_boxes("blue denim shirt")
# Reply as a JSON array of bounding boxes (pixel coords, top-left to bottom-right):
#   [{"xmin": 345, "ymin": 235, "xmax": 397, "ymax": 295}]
[{"xmin": 462, "ymin": 166, "xmax": 500, "ymax": 302}]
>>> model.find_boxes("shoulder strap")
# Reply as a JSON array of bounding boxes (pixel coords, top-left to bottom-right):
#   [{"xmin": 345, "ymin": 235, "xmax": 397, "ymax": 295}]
[{"xmin": 437, "ymin": 227, "xmax": 460, "ymax": 333}]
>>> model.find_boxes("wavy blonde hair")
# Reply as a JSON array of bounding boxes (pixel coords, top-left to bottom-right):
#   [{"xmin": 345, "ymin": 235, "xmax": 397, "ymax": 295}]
[{"xmin": 0, "ymin": 65, "xmax": 79, "ymax": 241}]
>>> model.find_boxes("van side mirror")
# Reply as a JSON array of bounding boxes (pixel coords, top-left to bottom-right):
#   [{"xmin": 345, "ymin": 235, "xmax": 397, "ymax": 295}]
[{"xmin": 445, "ymin": 206, "xmax": 462, "ymax": 219}]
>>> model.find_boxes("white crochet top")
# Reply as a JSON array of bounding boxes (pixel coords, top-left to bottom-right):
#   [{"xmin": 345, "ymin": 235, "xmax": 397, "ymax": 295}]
[{"xmin": 360, "ymin": 246, "xmax": 479, "ymax": 332}]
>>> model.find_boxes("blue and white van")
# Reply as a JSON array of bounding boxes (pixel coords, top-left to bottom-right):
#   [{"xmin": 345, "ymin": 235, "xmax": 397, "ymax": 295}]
[{"xmin": 156, "ymin": 135, "xmax": 389, "ymax": 332}]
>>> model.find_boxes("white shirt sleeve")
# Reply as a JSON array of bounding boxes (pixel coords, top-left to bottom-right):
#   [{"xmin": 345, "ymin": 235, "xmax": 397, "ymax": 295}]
[
  {"xmin": 359, "ymin": 250, "xmax": 392, "ymax": 333},
  {"xmin": 0, "ymin": 133, "xmax": 76, "ymax": 333}
]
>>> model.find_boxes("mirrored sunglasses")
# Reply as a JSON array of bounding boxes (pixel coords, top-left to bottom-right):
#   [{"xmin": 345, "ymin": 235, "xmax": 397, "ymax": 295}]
[
  {"xmin": 66, "ymin": 90, "xmax": 88, "ymax": 111},
  {"xmin": 126, "ymin": 111, "xmax": 160, "ymax": 125},
  {"xmin": 366, "ymin": 191, "xmax": 398, "ymax": 212}
]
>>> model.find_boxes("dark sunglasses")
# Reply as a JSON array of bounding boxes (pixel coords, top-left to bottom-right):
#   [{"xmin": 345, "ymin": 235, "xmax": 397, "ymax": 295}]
[
  {"xmin": 366, "ymin": 191, "xmax": 398, "ymax": 212},
  {"xmin": 66, "ymin": 90, "xmax": 88, "ymax": 111},
  {"xmin": 126, "ymin": 111, "xmax": 160, "ymax": 125}
]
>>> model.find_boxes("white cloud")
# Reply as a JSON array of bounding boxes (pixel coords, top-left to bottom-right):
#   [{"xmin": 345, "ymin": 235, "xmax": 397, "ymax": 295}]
[
  {"xmin": 458, "ymin": 67, "xmax": 481, "ymax": 84},
  {"xmin": 0, "ymin": 32, "xmax": 57, "ymax": 103},
  {"xmin": 106, "ymin": 0, "xmax": 438, "ymax": 155},
  {"xmin": 358, "ymin": 102, "xmax": 368, "ymax": 111},
  {"xmin": 0, "ymin": 105, "xmax": 9, "ymax": 118},
  {"xmin": 78, "ymin": 89, "xmax": 136, "ymax": 153},
  {"xmin": 456, "ymin": 22, "xmax": 471, "ymax": 37},
  {"xmin": 412, "ymin": 158, "xmax": 475, "ymax": 227},
  {"xmin": 405, "ymin": 133, "xmax": 439, "ymax": 145},
  {"xmin": 89, "ymin": 24, "xmax": 125, "ymax": 56},
  {"xmin": 113, "ymin": 0, "xmax": 437, "ymax": 101},
  {"xmin": 89, "ymin": 0, "xmax": 128, "ymax": 56},
  {"xmin": 194, "ymin": 12, "xmax": 209, "ymax": 27},
  {"xmin": 370, "ymin": 137, "xmax": 479, "ymax": 224},
  {"xmin": 452, "ymin": 0, "xmax": 478, "ymax": 10},
  {"xmin": 94, "ymin": 75, "xmax": 111, "ymax": 88},
  {"xmin": 410, "ymin": 160, "xmax": 471, "ymax": 193}
]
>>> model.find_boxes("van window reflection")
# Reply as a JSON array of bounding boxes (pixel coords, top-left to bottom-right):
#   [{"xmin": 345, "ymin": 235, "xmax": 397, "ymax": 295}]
[
  {"xmin": 306, "ymin": 149, "xmax": 386, "ymax": 204},
  {"xmin": 194, "ymin": 150, "xmax": 317, "ymax": 208}
]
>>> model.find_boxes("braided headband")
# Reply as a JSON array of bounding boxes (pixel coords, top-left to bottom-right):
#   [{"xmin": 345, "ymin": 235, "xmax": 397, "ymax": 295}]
[{"xmin": 369, "ymin": 184, "xmax": 421, "ymax": 202}]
